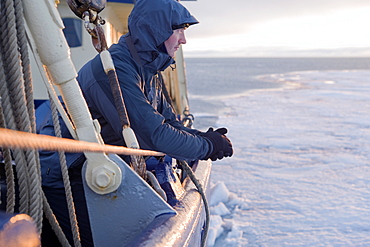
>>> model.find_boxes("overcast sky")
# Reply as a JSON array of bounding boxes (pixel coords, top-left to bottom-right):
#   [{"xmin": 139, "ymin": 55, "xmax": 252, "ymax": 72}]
[{"xmin": 181, "ymin": 0, "xmax": 370, "ymax": 57}]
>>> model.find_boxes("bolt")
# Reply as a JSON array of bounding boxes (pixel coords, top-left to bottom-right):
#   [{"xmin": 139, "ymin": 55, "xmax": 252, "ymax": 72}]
[
  {"xmin": 92, "ymin": 165, "xmax": 115, "ymax": 190},
  {"xmin": 96, "ymin": 172, "xmax": 111, "ymax": 188}
]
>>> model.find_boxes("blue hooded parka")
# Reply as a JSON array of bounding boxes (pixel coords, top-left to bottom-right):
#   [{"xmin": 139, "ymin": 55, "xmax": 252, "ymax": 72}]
[
  {"xmin": 77, "ymin": 0, "xmax": 211, "ymax": 159},
  {"xmin": 37, "ymin": 0, "xmax": 212, "ymax": 188}
]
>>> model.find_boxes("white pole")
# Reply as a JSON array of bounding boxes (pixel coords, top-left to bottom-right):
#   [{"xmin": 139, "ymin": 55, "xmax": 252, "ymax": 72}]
[{"xmin": 22, "ymin": 0, "xmax": 122, "ymax": 194}]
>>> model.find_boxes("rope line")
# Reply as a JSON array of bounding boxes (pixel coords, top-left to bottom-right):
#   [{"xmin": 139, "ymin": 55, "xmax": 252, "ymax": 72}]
[
  {"xmin": 179, "ymin": 160, "xmax": 210, "ymax": 247},
  {"xmin": 0, "ymin": 101, "xmax": 15, "ymax": 214},
  {"xmin": 42, "ymin": 192, "xmax": 71, "ymax": 247},
  {"xmin": 2, "ymin": 0, "xmax": 43, "ymax": 231},
  {"xmin": 50, "ymin": 97, "xmax": 82, "ymax": 247},
  {"xmin": 0, "ymin": 0, "xmax": 31, "ymax": 218},
  {"xmin": 14, "ymin": 0, "xmax": 35, "ymax": 134},
  {"xmin": 0, "ymin": 127, "xmax": 164, "ymax": 157}
]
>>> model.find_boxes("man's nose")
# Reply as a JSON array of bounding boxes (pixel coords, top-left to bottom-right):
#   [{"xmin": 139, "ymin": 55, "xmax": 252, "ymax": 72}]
[{"xmin": 180, "ymin": 33, "xmax": 186, "ymax": 44}]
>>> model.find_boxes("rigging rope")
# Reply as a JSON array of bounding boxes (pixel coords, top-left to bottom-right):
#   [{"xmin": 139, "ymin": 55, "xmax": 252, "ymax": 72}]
[
  {"xmin": 0, "ymin": 0, "xmax": 43, "ymax": 231},
  {"xmin": 0, "ymin": 128, "xmax": 164, "ymax": 157},
  {"xmin": 42, "ymin": 192, "xmax": 71, "ymax": 247},
  {"xmin": 1, "ymin": 0, "xmax": 31, "ymax": 220},
  {"xmin": 13, "ymin": 0, "xmax": 35, "ymax": 133},
  {"xmin": 15, "ymin": 0, "xmax": 43, "ymax": 231},
  {"xmin": 0, "ymin": 101, "xmax": 15, "ymax": 214},
  {"xmin": 179, "ymin": 160, "xmax": 210, "ymax": 247},
  {"xmin": 50, "ymin": 98, "xmax": 82, "ymax": 247}
]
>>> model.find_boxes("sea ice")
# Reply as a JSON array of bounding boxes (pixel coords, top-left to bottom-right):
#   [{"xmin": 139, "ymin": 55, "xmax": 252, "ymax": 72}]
[
  {"xmin": 209, "ymin": 182, "xmax": 230, "ymax": 206},
  {"xmin": 210, "ymin": 202, "xmax": 230, "ymax": 216},
  {"xmin": 204, "ymin": 70, "xmax": 370, "ymax": 246}
]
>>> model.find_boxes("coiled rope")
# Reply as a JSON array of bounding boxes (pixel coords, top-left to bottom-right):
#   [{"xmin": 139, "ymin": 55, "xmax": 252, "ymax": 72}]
[
  {"xmin": 0, "ymin": 101, "xmax": 15, "ymax": 214},
  {"xmin": 0, "ymin": 0, "xmax": 28, "ymax": 217},
  {"xmin": 0, "ymin": 0, "xmax": 42, "ymax": 231}
]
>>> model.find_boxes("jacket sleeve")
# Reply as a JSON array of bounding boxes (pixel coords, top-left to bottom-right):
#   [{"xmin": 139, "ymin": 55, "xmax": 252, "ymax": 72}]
[
  {"xmin": 157, "ymin": 89, "xmax": 201, "ymax": 136},
  {"xmin": 117, "ymin": 65, "xmax": 212, "ymax": 161}
]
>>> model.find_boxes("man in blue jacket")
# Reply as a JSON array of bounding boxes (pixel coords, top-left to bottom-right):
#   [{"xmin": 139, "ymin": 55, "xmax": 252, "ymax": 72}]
[
  {"xmin": 77, "ymin": 0, "xmax": 233, "ymax": 162},
  {"xmin": 38, "ymin": 0, "xmax": 232, "ymax": 246}
]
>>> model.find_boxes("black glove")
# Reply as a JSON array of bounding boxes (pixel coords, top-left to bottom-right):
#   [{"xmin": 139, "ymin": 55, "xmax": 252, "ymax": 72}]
[{"xmin": 201, "ymin": 127, "xmax": 233, "ymax": 161}]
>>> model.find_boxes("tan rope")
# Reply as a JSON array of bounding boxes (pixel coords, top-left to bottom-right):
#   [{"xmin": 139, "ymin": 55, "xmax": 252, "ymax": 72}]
[
  {"xmin": 0, "ymin": 128, "xmax": 164, "ymax": 157},
  {"xmin": 42, "ymin": 192, "xmax": 71, "ymax": 247},
  {"xmin": 2, "ymin": 0, "xmax": 43, "ymax": 230},
  {"xmin": 14, "ymin": 0, "xmax": 44, "ymax": 229},
  {"xmin": 179, "ymin": 160, "xmax": 210, "ymax": 247},
  {"xmin": 1, "ymin": 0, "xmax": 31, "ymax": 218},
  {"xmin": 0, "ymin": 101, "xmax": 15, "ymax": 213},
  {"xmin": 50, "ymin": 98, "xmax": 81, "ymax": 247}
]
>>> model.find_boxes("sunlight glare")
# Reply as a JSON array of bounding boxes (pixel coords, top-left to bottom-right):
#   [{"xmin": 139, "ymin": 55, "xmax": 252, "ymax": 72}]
[
  {"xmin": 184, "ymin": 6, "xmax": 370, "ymax": 56},
  {"xmin": 247, "ymin": 7, "xmax": 370, "ymax": 48}
]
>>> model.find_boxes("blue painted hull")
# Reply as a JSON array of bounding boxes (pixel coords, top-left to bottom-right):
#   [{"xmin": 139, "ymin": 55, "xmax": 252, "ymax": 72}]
[
  {"xmin": 0, "ymin": 160, "xmax": 212, "ymax": 246},
  {"xmin": 129, "ymin": 160, "xmax": 212, "ymax": 247}
]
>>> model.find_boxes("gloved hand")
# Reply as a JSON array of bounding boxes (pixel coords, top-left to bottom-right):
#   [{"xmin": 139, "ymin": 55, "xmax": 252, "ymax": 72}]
[{"xmin": 201, "ymin": 127, "xmax": 233, "ymax": 161}]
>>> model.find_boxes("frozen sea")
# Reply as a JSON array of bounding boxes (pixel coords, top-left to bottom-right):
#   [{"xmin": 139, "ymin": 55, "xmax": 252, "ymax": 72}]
[{"xmin": 185, "ymin": 58, "xmax": 370, "ymax": 246}]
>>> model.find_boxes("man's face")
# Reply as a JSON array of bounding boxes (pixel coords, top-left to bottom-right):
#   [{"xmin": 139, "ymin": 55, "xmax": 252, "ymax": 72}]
[{"xmin": 164, "ymin": 28, "xmax": 186, "ymax": 57}]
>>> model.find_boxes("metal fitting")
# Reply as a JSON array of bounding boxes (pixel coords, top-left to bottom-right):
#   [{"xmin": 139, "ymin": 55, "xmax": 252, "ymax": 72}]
[{"xmin": 91, "ymin": 165, "xmax": 116, "ymax": 190}]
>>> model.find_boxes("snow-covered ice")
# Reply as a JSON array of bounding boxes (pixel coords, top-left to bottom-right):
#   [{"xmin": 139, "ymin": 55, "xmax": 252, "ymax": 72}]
[{"xmin": 207, "ymin": 70, "xmax": 370, "ymax": 246}]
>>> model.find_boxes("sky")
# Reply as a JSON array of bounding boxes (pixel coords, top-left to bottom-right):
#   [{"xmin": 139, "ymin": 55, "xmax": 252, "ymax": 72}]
[{"xmin": 181, "ymin": 0, "xmax": 370, "ymax": 57}]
